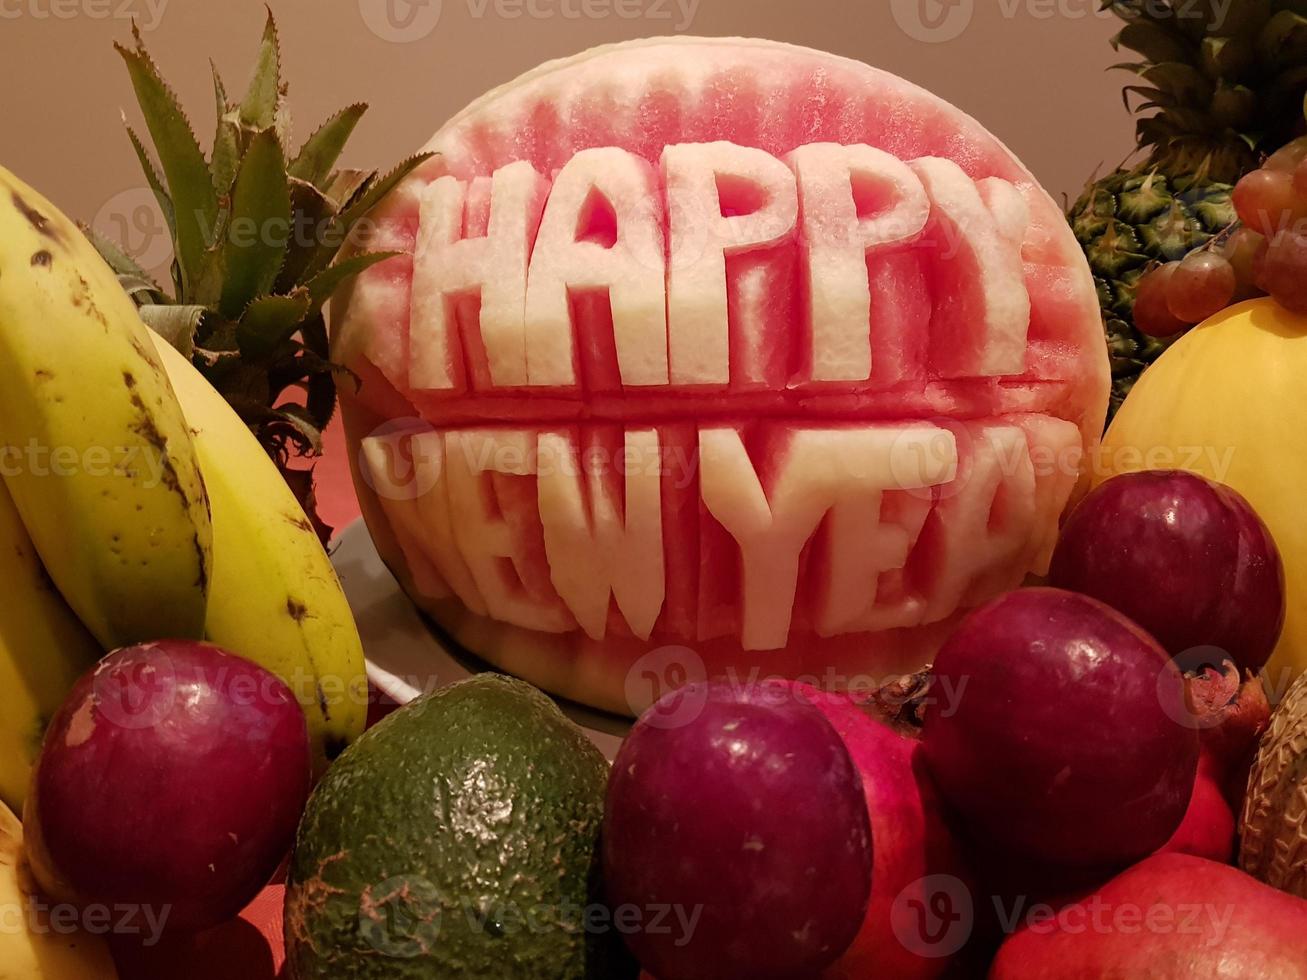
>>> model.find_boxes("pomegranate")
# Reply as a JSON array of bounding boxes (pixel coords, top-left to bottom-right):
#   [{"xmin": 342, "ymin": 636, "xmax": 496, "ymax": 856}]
[
  {"xmin": 1161, "ymin": 752, "xmax": 1236, "ymax": 864},
  {"xmin": 991, "ymin": 854, "xmax": 1307, "ymax": 978},
  {"xmin": 810, "ymin": 689, "xmax": 974, "ymax": 979}
]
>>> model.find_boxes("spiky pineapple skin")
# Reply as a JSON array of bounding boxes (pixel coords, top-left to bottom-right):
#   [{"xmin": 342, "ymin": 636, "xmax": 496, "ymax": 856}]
[{"xmin": 1070, "ymin": 169, "xmax": 1236, "ymax": 417}]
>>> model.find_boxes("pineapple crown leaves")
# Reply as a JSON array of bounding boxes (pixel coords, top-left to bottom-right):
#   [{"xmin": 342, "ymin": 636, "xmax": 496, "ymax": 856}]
[
  {"xmin": 1102, "ymin": 0, "xmax": 1307, "ymax": 182},
  {"xmin": 95, "ymin": 9, "xmax": 432, "ymax": 533}
]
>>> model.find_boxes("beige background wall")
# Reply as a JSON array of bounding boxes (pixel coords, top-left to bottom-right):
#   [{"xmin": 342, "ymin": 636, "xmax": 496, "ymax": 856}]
[{"xmin": 1, "ymin": 0, "xmax": 1136, "ymax": 268}]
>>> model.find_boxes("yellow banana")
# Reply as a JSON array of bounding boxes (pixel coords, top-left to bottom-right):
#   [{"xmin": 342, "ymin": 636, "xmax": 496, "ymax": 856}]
[
  {"xmin": 0, "ymin": 802, "xmax": 117, "ymax": 980},
  {"xmin": 0, "ymin": 481, "xmax": 101, "ymax": 813},
  {"xmin": 148, "ymin": 333, "xmax": 368, "ymax": 773},
  {"xmin": 0, "ymin": 166, "xmax": 211, "ymax": 649}
]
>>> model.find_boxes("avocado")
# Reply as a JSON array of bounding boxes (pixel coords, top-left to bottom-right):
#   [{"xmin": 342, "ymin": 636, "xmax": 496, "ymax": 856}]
[{"xmin": 284, "ymin": 674, "xmax": 635, "ymax": 979}]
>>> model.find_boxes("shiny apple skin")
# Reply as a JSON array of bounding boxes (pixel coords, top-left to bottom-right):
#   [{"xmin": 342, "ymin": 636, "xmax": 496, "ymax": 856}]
[
  {"xmin": 24, "ymin": 641, "xmax": 312, "ymax": 933},
  {"xmin": 1048, "ymin": 470, "xmax": 1285, "ymax": 672},
  {"xmin": 603, "ymin": 680, "xmax": 872, "ymax": 980},
  {"xmin": 921, "ymin": 588, "xmax": 1200, "ymax": 872}
]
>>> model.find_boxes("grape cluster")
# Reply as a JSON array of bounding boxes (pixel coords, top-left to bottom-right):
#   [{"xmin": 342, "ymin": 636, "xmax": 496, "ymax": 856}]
[{"xmin": 1133, "ymin": 136, "xmax": 1307, "ymax": 339}]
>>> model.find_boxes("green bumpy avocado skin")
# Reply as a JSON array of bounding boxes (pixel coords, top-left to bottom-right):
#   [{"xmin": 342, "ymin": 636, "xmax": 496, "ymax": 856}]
[{"xmin": 285, "ymin": 674, "xmax": 636, "ymax": 979}]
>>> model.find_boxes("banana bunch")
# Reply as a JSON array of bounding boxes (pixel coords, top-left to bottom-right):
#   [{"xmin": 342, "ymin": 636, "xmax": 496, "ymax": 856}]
[
  {"xmin": 0, "ymin": 164, "xmax": 367, "ymax": 799},
  {"xmin": 0, "ymin": 801, "xmax": 117, "ymax": 979}
]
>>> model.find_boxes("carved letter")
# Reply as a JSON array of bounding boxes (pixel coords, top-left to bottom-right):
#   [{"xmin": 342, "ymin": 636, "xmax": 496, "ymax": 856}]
[
  {"xmin": 911, "ymin": 158, "xmax": 1030, "ymax": 378},
  {"xmin": 443, "ymin": 429, "xmax": 574, "ymax": 632},
  {"xmin": 410, "ymin": 161, "xmax": 548, "ymax": 389},
  {"xmin": 537, "ymin": 427, "xmax": 666, "ymax": 640},
  {"xmin": 663, "ymin": 142, "xmax": 798, "ymax": 385},
  {"xmin": 700, "ymin": 424, "xmax": 956, "ymax": 650},
  {"xmin": 788, "ymin": 143, "xmax": 929, "ymax": 382},
  {"xmin": 525, "ymin": 147, "xmax": 668, "ymax": 387}
]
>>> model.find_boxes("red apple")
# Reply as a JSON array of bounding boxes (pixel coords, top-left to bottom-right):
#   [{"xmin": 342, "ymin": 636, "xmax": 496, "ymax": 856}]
[{"xmin": 24, "ymin": 641, "xmax": 311, "ymax": 932}]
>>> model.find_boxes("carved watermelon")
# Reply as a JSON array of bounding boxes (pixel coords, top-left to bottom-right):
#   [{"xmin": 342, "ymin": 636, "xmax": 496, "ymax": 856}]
[{"xmin": 334, "ymin": 37, "xmax": 1109, "ymax": 715}]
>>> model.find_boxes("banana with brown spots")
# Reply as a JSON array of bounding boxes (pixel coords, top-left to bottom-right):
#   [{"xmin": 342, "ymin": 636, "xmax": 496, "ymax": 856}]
[
  {"xmin": 0, "ymin": 165, "xmax": 211, "ymax": 648},
  {"xmin": 149, "ymin": 333, "xmax": 368, "ymax": 775}
]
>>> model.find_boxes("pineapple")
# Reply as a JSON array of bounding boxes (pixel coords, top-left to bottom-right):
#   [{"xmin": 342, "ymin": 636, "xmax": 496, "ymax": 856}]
[
  {"xmin": 89, "ymin": 15, "xmax": 431, "ymax": 539},
  {"xmin": 1070, "ymin": 0, "xmax": 1307, "ymax": 418}
]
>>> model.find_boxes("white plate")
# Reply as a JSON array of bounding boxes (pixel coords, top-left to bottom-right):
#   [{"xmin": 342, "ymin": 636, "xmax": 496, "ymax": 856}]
[{"xmin": 332, "ymin": 519, "xmax": 630, "ymax": 760}]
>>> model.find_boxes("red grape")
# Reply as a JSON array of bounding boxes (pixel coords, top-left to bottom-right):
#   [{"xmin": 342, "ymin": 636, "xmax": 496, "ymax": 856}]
[
  {"xmin": 1233, "ymin": 168, "xmax": 1301, "ymax": 238},
  {"xmin": 1219, "ymin": 226, "xmax": 1269, "ymax": 301},
  {"xmin": 1133, "ymin": 262, "xmax": 1192, "ymax": 337},
  {"xmin": 1265, "ymin": 136, "xmax": 1307, "ymax": 174},
  {"xmin": 1257, "ymin": 229, "xmax": 1307, "ymax": 313},
  {"xmin": 1167, "ymin": 252, "xmax": 1237, "ymax": 323}
]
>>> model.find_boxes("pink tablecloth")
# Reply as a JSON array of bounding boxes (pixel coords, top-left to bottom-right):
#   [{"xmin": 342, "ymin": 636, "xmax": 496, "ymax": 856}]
[{"xmin": 112, "ymin": 418, "xmax": 373, "ymax": 979}]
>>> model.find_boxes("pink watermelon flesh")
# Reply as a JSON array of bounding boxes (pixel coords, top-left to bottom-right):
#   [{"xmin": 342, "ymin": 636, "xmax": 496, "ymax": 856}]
[{"xmin": 335, "ymin": 37, "xmax": 1107, "ymax": 711}]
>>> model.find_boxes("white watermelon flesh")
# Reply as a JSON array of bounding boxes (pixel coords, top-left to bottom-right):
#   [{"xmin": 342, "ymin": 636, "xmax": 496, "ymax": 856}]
[
  {"xmin": 360, "ymin": 414, "xmax": 1083, "ymax": 651},
  {"xmin": 334, "ymin": 37, "xmax": 1108, "ymax": 711}
]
